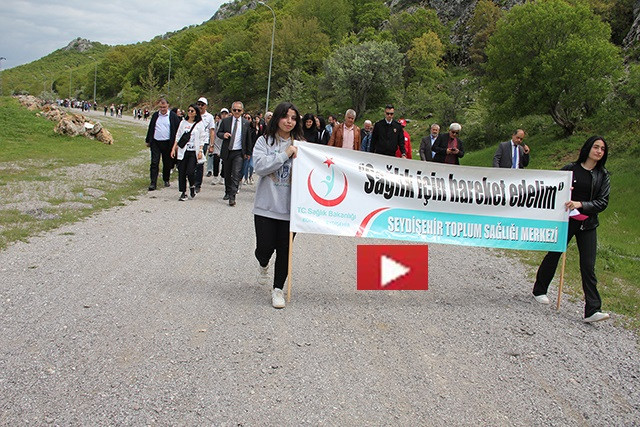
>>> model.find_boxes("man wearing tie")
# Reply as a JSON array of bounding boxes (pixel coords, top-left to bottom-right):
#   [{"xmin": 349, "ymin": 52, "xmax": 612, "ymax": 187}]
[
  {"xmin": 493, "ymin": 129, "xmax": 530, "ymax": 169},
  {"xmin": 216, "ymin": 101, "xmax": 251, "ymax": 206},
  {"xmin": 419, "ymin": 123, "xmax": 440, "ymax": 161}
]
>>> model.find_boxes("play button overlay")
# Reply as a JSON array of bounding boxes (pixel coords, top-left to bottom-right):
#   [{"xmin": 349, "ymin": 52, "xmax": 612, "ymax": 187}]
[
  {"xmin": 381, "ymin": 256, "xmax": 410, "ymax": 287},
  {"xmin": 357, "ymin": 245, "xmax": 429, "ymax": 290}
]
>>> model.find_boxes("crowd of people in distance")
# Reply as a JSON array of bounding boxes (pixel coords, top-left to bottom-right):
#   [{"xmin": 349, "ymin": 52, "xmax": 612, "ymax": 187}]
[{"xmin": 144, "ymin": 96, "xmax": 611, "ymax": 320}]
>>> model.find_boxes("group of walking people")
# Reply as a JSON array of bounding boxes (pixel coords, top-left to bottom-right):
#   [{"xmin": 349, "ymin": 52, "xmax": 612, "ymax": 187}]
[{"xmin": 145, "ymin": 96, "xmax": 611, "ymax": 320}]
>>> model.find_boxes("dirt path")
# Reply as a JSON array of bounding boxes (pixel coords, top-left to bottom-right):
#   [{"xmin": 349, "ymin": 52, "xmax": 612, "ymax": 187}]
[{"xmin": 0, "ymin": 155, "xmax": 638, "ymax": 425}]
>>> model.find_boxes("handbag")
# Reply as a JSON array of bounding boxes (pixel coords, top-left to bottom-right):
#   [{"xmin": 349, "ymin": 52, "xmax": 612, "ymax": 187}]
[{"xmin": 177, "ymin": 122, "xmax": 195, "ymax": 148}]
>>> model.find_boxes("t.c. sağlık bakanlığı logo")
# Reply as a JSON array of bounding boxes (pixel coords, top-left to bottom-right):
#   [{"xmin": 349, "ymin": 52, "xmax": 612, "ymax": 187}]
[{"xmin": 307, "ymin": 157, "xmax": 348, "ymax": 207}]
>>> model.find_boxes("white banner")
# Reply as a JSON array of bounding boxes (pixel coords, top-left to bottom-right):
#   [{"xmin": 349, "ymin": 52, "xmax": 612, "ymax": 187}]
[{"xmin": 290, "ymin": 142, "xmax": 572, "ymax": 252}]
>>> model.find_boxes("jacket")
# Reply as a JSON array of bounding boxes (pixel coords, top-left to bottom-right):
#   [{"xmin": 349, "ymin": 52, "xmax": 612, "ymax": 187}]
[
  {"xmin": 370, "ymin": 119, "xmax": 405, "ymax": 156},
  {"xmin": 562, "ymin": 162, "xmax": 610, "ymax": 230},
  {"xmin": 328, "ymin": 123, "xmax": 361, "ymax": 150},
  {"xmin": 493, "ymin": 140, "xmax": 530, "ymax": 168},
  {"xmin": 432, "ymin": 133, "xmax": 464, "ymax": 164},
  {"xmin": 216, "ymin": 115, "xmax": 252, "ymax": 161},
  {"xmin": 145, "ymin": 110, "xmax": 181, "ymax": 144}
]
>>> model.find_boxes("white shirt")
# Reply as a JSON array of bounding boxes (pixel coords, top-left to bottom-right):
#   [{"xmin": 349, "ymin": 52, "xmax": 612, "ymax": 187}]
[
  {"xmin": 153, "ymin": 111, "xmax": 170, "ymax": 141},
  {"xmin": 231, "ymin": 117, "xmax": 243, "ymax": 151},
  {"xmin": 201, "ymin": 112, "xmax": 214, "ymax": 144},
  {"xmin": 430, "ymin": 134, "xmax": 437, "ymax": 159}
]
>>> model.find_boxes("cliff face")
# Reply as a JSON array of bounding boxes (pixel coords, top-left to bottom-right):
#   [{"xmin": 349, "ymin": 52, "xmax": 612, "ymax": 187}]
[{"xmin": 624, "ymin": 0, "xmax": 640, "ymax": 48}]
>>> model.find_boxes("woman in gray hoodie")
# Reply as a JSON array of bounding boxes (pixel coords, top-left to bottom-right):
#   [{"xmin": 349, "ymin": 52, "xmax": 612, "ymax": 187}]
[{"xmin": 252, "ymin": 102, "xmax": 303, "ymax": 309}]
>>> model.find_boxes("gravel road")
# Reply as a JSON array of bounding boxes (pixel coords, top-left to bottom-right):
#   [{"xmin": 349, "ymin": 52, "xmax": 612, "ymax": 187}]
[{"xmin": 1, "ymin": 158, "xmax": 638, "ymax": 425}]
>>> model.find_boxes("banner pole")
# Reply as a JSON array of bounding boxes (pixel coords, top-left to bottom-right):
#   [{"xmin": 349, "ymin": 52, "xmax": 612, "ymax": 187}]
[
  {"xmin": 556, "ymin": 252, "xmax": 567, "ymax": 310},
  {"xmin": 286, "ymin": 231, "xmax": 294, "ymax": 303}
]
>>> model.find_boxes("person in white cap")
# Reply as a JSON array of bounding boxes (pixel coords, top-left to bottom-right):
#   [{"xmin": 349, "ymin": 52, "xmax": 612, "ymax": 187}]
[{"xmin": 195, "ymin": 97, "xmax": 214, "ymax": 193}]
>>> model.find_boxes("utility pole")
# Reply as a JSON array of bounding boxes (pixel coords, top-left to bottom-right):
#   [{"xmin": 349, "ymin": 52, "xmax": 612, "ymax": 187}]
[
  {"xmin": 0, "ymin": 57, "xmax": 6, "ymax": 97},
  {"xmin": 65, "ymin": 65, "xmax": 72, "ymax": 100},
  {"xmin": 161, "ymin": 45, "xmax": 172, "ymax": 98},
  {"xmin": 88, "ymin": 56, "xmax": 97, "ymax": 105},
  {"xmin": 258, "ymin": 2, "xmax": 275, "ymax": 114}
]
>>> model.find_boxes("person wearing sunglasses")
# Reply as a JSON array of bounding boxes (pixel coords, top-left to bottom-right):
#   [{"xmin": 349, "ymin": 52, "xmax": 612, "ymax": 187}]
[
  {"xmin": 432, "ymin": 123, "xmax": 465, "ymax": 164},
  {"xmin": 370, "ymin": 104, "xmax": 406, "ymax": 157},
  {"xmin": 216, "ymin": 101, "xmax": 252, "ymax": 206}
]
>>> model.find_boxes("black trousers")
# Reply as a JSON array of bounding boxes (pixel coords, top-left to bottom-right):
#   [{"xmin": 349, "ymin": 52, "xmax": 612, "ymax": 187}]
[
  {"xmin": 213, "ymin": 154, "xmax": 221, "ymax": 177},
  {"xmin": 533, "ymin": 219, "xmax": 601, "ymax": 317},
  {"xmin": 254, "ymin": 215, "xmax": 293, "ymax": 290},
  {"xmin": 149, "ymin": 139, "xmax": 173, "ymax": 185},
  {"xmin": 177, "ymin": 151, "xmax": 197, "ymax": 192},
  {"xmin": 224, "ymin": 150, "xmax": 243, "ymax": 201},
  {"xmin": 194, "ymin": 143, "xmax": 207, "ymax": 188}
]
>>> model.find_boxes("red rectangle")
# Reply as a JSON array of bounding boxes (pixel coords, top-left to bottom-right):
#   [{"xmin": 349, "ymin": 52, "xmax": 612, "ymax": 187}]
[{"xmin": 357, "ymin": 245, "xmax": 429, "ymax": 290}]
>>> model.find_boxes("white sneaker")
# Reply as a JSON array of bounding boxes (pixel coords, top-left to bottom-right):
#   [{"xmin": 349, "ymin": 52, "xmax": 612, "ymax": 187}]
[
  {"xmin": 210, "ymin": 178, "xmax": 217, "ymax": 185},
  {"xmin": 583, "ymin": 312, "xmax": 610, "ymax": 323},
  {"xmin": 533, "ymin": 294, "xmax": 550, "ymax": 304},
  {"xmin": 257, "ymin": 265, "xmax": 269, "ymax": 285},
  {"xmin": 272, "ymin": 288, "xmax": 285, "ymax": 309},
  {"xmin": 217, "ymin": 176, "xmax": 224, "ymax": 185}
]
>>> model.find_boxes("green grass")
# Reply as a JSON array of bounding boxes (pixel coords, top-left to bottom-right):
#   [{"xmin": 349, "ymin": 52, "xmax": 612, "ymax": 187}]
[
  {"xmin": 0, "ymin": 96, "xmax": 148, "ymax": 249},
  {"xmin": 462, "ymin": 130, "xmax": 640, "ymax": 329}
]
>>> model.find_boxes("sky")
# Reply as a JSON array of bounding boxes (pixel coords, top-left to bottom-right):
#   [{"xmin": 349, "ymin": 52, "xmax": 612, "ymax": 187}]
[{"xmin": 0, "ymin": 0, "xmax": 228, "ymax": 70}]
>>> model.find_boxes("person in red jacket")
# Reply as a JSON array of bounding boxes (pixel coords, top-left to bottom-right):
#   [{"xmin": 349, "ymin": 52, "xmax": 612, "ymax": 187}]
[{"xmin": 395, "ymin": 118, "xmax": 412, "ymax": 159}]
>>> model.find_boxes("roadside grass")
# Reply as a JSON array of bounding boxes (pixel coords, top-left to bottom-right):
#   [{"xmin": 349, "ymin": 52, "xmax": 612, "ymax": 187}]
[
  {"xmin": 0, "ymin": 96, "xmax": 149, "ymax": 249},
  {"xmin": 463, "ymin": 131, "xmax": 640, "ymax": 329}
]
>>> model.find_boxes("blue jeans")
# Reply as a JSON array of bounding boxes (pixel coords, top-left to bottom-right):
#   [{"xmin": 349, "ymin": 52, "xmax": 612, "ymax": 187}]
[{"xmin": 242, "ymin": 156, "xmax": 254, "ymax": 180}]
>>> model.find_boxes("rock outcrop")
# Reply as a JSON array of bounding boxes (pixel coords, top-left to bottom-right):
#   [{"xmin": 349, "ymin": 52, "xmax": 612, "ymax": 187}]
[
  {"xmin": 63, "ymin": 37, "xmax": 95, "ymax": 53},
  {"xmin": 16, "ymin": 95, "xmax": 114, "ymax": 145}
]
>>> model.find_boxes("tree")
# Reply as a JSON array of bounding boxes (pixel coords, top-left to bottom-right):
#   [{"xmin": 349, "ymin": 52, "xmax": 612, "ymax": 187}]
[
  {"xmin": 139, "ymin": 64, "xmax": 160, "ymax": 106},
  {"xmin": 467, "ymin": 0, "xmax": 503, "ymax": 73},
  {"xmin": 170, "ymin": 68, "xmax": 197, "ymax": 110},
  {"xmin": 387, "ymin": 8, "xmax": 447, "ymax": 53},
  {"xmin": 324, "ymin": 41, "xmax": 404, "ymax": 116},
  {"xmin": 293, "ymin": 0, "xmax": 352, "ymax": 44},
  {"xmin": 407, "ymin": 31, "xmax": 445, "ymax": 84},
  {"xmin": 484, "ymin": 0, "xmax": 622, "ymax": 135}
]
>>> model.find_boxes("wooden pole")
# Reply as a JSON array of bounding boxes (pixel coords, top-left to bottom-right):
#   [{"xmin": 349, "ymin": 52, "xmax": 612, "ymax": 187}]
[
  {"xmin": 556, "ymin": 252, "xmax": 567, "ymax": 310},
  {"xmin": 286, "ymin": 231, "xmax": 294, "ymax": 303}
]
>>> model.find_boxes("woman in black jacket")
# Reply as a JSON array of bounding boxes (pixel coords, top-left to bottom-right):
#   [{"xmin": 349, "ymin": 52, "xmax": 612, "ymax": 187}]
[
  {"xmin": 532, "ymin": 136, "xmax": 611, "ymax": 323},
  {"xmin": 302, "ymin": 113, "xmax": 318, "ymax": 143}
]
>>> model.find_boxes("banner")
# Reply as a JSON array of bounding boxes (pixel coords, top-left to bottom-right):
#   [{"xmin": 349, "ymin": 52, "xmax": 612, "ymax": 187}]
[{"xmin": 290, "ymin": 142, "xmax": 572, "ymax": 252}]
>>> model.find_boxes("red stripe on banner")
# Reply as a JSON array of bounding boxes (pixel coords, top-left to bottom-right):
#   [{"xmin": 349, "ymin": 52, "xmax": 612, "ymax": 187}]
[{"xmin": 356, "ymin": 207, "xmax": 389, "ymax": 237}]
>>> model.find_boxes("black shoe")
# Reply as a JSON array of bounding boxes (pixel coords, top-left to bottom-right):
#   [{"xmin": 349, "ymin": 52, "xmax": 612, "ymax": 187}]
[
  {"xmin": 195, "ymin": 186, "xmax": 201, "ymax": 194},
  {"xmin": 206, "ymin": 171, "xmax": 212, "ymax": 177},
  {"xmin": 148, "ymin": 184, "xmax": 156, "ymax": 191},
  {"xmin": 179, "ymin": 192, "xmax": 187, "ymax": 201},
  {"xmin": 190, "ymin": 187, "xmax": 196, "ymax": 199},
  {"xmin": 164, "ymin": 181, "xmax": 170, "ymax": 187},
  {"xmin": 223, "ymin": 194, "xmax": 230, "ymax": 200},
  {"xmin": 229, "ymin": 199, "xmax": 236, "ymax": 206}
]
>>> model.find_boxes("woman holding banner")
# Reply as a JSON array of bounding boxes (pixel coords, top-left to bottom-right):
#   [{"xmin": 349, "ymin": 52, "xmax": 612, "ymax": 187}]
[
  {"xmin": 532, "ymin": 136, "xmax": 611, "ymax": 323},
  {"xmin": 252, "ymin": 102, "xmax": 303, "ymax": 309}
]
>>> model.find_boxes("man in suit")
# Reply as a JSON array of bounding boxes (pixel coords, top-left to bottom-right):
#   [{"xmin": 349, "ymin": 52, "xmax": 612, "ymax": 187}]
[
  {"xmin": 370, "ymin": 104, "xmax": 406, "ymax": 157},
  {"xmin": 493, "ymin": 129, "xmax": 530, "ymax": 169},
  {"xmin": 432, "ymin": 123, "xmax": 464, "ymax": 164},
  {"xmin": 216, "ymin": 101, "xmax": 251, "ymax": 206},
  {"xmin": 419, "ymin": 123, "xmax": 440, "ymax": 161},
  {"xmin": 145, "ymin": 97, "xmax": 181, "ymax": 190}
]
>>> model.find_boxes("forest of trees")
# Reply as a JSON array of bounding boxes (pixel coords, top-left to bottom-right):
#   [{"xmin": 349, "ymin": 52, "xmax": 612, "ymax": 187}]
[{"xmin": 2, "ymin": 0, "xmax": 639, "ymax": 148}]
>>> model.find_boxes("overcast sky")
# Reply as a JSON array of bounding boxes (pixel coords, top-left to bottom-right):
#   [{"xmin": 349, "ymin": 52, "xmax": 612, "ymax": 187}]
[{"xmin": 0, "ymin": 0, "xmax": 228, "ymax": 70}]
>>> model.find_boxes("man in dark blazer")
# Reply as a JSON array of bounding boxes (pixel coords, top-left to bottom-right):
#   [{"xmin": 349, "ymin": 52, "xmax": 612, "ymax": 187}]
[
  {"xmin": 216, "ymin": 100, "xmax": 251, "ymax": 206},
  {"xmin": 145, "ymin": 97, "xmax": 181, "ymax": 190},
  {"xmin": 419, "ymin": 123, "xmax": 440, "ymax": 161},
  {"xmin": 370, "ymin": 104, "xmax": 406, "ymax": 157},
  {"xmin": 432, "ymin": 123, "xmax": 464, "ymax": 164},
  {"xmin": 493, "ymin": 129, "xmax": 530, "ymax": 169}
]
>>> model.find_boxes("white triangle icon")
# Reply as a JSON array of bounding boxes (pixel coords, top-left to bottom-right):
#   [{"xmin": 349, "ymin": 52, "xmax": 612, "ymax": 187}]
[{"xmin": 381, "ymin": 255, "xmax": 411, "ymax": 287}]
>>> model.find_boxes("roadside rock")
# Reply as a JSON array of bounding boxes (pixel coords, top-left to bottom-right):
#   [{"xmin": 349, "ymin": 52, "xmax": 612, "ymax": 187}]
[{"xmin": 15, "ymin": 95, "xmax": 114, "ymax": 145}]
